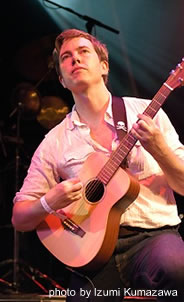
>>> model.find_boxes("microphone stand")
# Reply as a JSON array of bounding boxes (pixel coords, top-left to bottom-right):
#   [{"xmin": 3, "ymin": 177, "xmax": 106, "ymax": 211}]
[
  {"xmin": 0, "ymin": 104, "xmax": 26, "ymax": 292},
  {"xmin": 0, "ymin": 103, "xmax": 41, "ymax": 293},
  {"xmin": 0, "ymin": 103, "xmax": 23, "ymax": 292},
  {"xmin": 0, "ymin": 69, "xmax": 62, "ymax": 294},
  {"xmin": 44, "ymin": 0, "xmax": 120, "ymax": 34},
  {"xmin": 13, "ymin": 102, "xmax": 23, "ymax": 291}
]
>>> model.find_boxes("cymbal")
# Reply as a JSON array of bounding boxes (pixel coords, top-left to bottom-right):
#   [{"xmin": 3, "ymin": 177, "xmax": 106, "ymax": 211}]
[
  {"xmin": 37, "ymin": 96, "xmax": 70, "ymax": 129},
  {"xmin": 14, "ymin": 34, "xmax": 57, "ymax": 81},
  {"xmin": 12, "ymin": 82, "xmax": 41, "ymax": 119}
]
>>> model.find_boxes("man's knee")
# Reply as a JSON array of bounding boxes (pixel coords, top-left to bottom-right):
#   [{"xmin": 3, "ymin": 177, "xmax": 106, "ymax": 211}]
[{"xmin": 152, "ymin": 233, "xmax": 184, "ymax": 287}]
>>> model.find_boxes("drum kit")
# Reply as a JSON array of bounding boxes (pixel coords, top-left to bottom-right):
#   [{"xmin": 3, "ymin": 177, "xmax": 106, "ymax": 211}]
[{"xmin": 0, "ymin": 34, "xmax": 70, "ymax": 294}]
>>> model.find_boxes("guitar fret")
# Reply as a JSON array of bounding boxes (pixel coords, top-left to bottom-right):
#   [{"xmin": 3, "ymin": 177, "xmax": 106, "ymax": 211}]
[
  {"xmin": 163, "ymin": 82, "xmax": 173, "ymax": 91},
  {"xmin": 102, "ymin": 166, "xmax": 115, "ymax": 178},
  {"xmin": 115, "ymin": 151, "xmax": 127, "ymax": 164},
  {"xmin": 127, "ymin": 132, "xmax": 136, "ymax": 144},
  {"xmin": 152, "ymin": 97, "xmax": 161, "ymax": 105},
  {"xmin": 144, "ymin": 86, "xmax": 171, "ymax": 119},
  {"xmin": 106, "ymin": 160, "xmax": 119, "ymax": 172},
  {"xmin": 98, "ymin": 174, "xmax": 109, "ymax": 184},
  {"xmin": 99, "ymin": 174, "xmax": 112, "ymax": 185},
  {"xmin": 98, "ymin": 143, "xmax": 132, "ymax": 184},
  {"xmin": 124, "ymin": 139, "xmax": 134, "ymax": 148},
  {"xmin": 99, "ymin": 161, "xmax": 118, "ymax": 176},
  {"xmin": 119, "ymin": 144, "xmax": 130, "ymax": 153},
  {"xmin": 157, "ymin": 92, "xmax": 167, "ymax": 98},
  {"xmin": 98, "ymin": 160, "xmax": 119, "ymax": 184},
  {"xmin": 111, "ymin": 150, "xmax": 124, "ymax": 161},
  {"xmin": 101, "ymin": 164, "xmax": 114, "ymax": 175},
  {"xmin": 98, "ymin": 168, "xmax": 110, "ymax": 181}
]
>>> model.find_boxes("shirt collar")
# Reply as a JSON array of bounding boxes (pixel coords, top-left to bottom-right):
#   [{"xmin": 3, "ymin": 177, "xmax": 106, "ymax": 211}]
[
  {"xmin": 105, "ymin": 93, "xmax": 114, "ymax": 123},
  {"xmin": 66, "ymin": 92, "xmax": 114, "ymax": 130}
]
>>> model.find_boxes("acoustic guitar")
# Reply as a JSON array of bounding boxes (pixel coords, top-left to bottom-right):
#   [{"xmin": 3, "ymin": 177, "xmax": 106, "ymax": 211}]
[{"xmin": 37, "ymin": 59, "xmax": 184, "ymax": 271}]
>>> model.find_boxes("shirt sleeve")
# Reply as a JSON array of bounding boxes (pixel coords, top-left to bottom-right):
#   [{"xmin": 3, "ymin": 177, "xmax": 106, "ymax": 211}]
[
  {"xmin": 124, "ymin": 97, "xmax": 184, "ymax": 179},
  {"xmin": 156, "ymin": 108, "xmax": 184, "ymax": 159},
  {"xmin": 13, "ymin": 134, "xmax": 61, "ymax": 203}
]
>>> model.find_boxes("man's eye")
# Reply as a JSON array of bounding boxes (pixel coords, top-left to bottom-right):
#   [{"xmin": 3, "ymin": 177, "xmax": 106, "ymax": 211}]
[
  {"xmin": 61, "ymin": 55, "xmax": 70, "ymax": 62},
  {"xmin": 81, "ymin": 49, "xmax": 89, "ymax": 54}
]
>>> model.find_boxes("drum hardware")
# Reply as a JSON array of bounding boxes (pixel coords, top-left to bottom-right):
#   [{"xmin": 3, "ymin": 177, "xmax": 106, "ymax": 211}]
[{"xmin": 0, "ymin": 34, "xmax": 70, "ymax": 292}]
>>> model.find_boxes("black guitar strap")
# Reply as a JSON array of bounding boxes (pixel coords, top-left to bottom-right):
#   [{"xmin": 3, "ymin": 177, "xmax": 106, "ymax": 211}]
[
  {"xmin": 112, "ymin": 96, "xmax": 128, "ymax": 167},
  {"xmin": 112, "ymin": 96, "xmax": 127, "ymax": 140}
]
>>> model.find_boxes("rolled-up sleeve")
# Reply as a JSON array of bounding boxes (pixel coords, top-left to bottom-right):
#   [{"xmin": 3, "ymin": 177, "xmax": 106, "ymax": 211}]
[{"xmin": 13, "ymin": 134, "xmax": 61, "ymax": 203}]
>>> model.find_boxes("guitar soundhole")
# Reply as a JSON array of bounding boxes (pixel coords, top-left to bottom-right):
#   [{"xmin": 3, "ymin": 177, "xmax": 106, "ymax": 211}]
[{"xmin": 85, "ymin": 178, "xmax": 105, "ymax": 203}]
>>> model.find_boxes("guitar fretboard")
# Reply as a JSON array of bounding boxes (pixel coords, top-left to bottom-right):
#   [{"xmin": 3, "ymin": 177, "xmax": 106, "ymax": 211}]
[{"xmin": 97, "ymin": 84, "xmax": 172, "ymax": 185}]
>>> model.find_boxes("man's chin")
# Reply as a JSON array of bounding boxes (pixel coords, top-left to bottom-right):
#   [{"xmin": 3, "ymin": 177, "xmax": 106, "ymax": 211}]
[{"xmin": 69, "ymin": 80, "xmax": 89, "ymax": 93}]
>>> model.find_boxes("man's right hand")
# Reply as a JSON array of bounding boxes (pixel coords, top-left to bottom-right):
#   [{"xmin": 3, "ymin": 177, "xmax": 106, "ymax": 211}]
[
  {"xmin": 12, "ymin": 178, "xmax": 83, "ymax": 232},
  {"xmin": 44, "ymin": 177, "xmax": 83, "ymax": 211}
]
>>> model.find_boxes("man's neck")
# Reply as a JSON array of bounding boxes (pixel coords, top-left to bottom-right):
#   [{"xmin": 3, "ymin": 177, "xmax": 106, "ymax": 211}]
[{"xmin": 72, "ymin": 84, "xmax": 110, "ymax": 129}]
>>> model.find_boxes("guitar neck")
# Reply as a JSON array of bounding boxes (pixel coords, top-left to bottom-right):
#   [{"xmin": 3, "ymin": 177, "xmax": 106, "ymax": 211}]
[
  {"xmin": 144, "ymin": 83, "xmax": 172, "ymax": 118},
  {"xmin": 98, "ymin": 83, "xmax": 173, "ymax": 185}
]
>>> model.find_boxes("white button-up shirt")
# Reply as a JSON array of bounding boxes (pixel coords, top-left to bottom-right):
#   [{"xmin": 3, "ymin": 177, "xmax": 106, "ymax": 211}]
[{"xmin": 14, "ymin": 95, "xmax": 184, "ymax": 228}]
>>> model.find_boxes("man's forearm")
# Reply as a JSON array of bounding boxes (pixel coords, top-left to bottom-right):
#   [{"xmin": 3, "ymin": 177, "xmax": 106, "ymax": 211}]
[
  {"xmin": 152, "ymin": 144, "xmax": 184, "ymax": 196},
  {"xmin": 12, "ymin": 199, "xmax": 48, "ymax": 232}
]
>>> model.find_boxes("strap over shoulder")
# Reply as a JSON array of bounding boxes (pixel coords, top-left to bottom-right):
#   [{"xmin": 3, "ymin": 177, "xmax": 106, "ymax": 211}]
[
  {"xmin": 112, "ymin": 96, "xmax": 127, "ymax": 141},
  {"xmin": 112, "ymin": 96, "xmax": 128, "ymax": 168}
]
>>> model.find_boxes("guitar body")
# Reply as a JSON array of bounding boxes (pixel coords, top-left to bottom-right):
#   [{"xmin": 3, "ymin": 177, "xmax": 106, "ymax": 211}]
[{"xmin": 37, "ymin": 152, "xmax": 140, "ymax": 271}]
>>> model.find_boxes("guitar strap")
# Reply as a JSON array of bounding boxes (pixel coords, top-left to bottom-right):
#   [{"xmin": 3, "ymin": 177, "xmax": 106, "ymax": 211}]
[
  {"xmin": 112, "ymin": 96, "xmax": 128, "ymax": 168},
  {"xmin": 112, "ymin": 96, "xmax": 127, "ymax": 139}
]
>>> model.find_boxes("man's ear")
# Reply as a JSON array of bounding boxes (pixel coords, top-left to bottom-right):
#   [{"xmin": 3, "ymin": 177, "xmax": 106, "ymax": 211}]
[
  {"xmin": 59, "ymin": 75, "xmax": 66, "ymax": 88},
  {"xmin": 101, "ymin": 60, "xmax": 109, "ymax": 76}
]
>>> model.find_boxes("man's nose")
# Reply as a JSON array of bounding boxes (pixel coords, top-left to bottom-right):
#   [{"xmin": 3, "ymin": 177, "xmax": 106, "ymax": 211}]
[{"xmin": 72, "ymin": 55, "xmax": 80, "ymax": 65}]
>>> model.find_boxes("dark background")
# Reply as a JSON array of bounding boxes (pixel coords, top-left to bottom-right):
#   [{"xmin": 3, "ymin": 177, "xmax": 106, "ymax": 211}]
[{"xmin": 0, "ymin": 0, "xmax": 184, "ymax": 294}]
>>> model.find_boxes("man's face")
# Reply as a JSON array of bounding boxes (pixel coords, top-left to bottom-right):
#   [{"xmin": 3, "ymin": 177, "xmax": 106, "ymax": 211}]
[{"xmin": 58, "ymin": 37, "xmax": 108, "ymax": 92}]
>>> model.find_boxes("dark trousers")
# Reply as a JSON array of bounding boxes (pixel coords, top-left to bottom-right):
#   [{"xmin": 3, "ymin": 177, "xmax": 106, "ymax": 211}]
[{"xmin": 66, "ymin": 227, "xmax": 184, "ymax": 301}]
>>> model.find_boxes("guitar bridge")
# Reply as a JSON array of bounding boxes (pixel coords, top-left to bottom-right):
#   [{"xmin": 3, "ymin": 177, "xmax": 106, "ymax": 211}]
[{"xmin": 62, "ymin": 218, "xmax": 85, "ymax": 238}]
